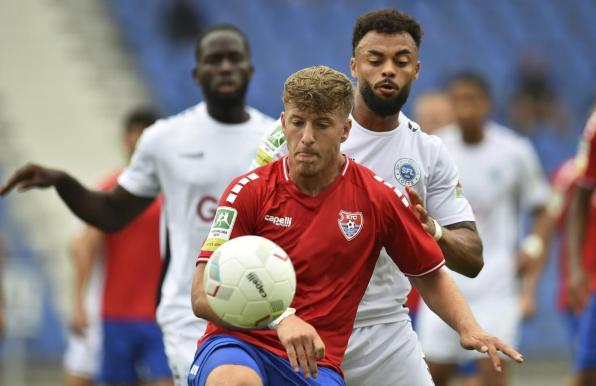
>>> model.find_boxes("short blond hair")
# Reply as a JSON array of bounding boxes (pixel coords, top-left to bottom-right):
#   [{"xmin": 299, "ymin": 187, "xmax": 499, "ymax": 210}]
[{"xmin": 283, "ymin": 66, "xmax": 354, "ymax": 117}]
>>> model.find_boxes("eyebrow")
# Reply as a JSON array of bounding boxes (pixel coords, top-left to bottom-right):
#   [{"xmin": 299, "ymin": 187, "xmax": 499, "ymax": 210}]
[{"xmin": 366, "ymin": 48, "xmax": 412, "ymax": 57}]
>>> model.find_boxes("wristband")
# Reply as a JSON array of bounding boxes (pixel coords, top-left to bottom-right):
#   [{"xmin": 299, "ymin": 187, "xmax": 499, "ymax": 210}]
[
  {"xmin": 268, "ymin": 307, "xmax": 296, "ymax": 330},
  {"xmin": 432, "ymin": 219, "xmax": 443, "ymax": 241},
  {"xmin": 520, "ymin": 234, "xmax": 544, "ymax": 260}
]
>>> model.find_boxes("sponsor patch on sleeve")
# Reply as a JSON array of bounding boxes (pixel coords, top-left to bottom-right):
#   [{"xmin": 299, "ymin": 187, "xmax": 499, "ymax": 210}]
[{"xmin": 202, "ymin": 206, "xmax": 238, "ymax": 252}]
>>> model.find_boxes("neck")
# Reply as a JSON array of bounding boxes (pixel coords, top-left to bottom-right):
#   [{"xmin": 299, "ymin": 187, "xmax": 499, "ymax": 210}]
[
  {"xmin": 461, "ymin": 123, "xmax": 485, "ymax": 145},
  {"xmin": 206, "ymin": 101, "xmax": 249, "ymax": 124},
  {"xmin": 351, "ymin": 94, "xmax": 400, "ymax": 132},
  {"xmin": 289, "ymin": 155, "xmax": 345, "ymax": 197}
]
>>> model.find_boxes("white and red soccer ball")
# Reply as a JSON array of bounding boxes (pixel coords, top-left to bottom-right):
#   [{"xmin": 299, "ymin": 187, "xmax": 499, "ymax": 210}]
[{"xmin": 203, "ymin": 235, "xmax": 296, "ymax": 329}]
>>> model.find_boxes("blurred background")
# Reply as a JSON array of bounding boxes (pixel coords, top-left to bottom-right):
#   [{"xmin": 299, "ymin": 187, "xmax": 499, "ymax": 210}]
[{"xmin": 0, "ymin": 0, "xmax": 594, "ymax": 385}]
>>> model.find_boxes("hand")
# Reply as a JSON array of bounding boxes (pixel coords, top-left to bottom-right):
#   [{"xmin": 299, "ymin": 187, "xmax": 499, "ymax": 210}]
[
  {"xmin": 71, "ymin": 304, "xmax": 89, "ymax": 336},
  {"xmin": 0, "ymin": 163, "xmax": 66, "ymax": 196},
  {"xmin": 275, "ymin": 315, "xmax": 325, "ymax": 379},
  {"xmin": 460, "ymin": 329, "xmax": 524, "ymax": 372},
  {"xmin": 568, "ymin": 269, "xmax": 589, "ymax": 314},
  {"xmin": 405, "ymin": 186, "xmax": 437, "ymax": 235}
]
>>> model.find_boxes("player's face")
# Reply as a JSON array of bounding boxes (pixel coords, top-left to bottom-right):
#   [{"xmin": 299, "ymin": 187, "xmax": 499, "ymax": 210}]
[
  {"xmin": 449, "ymin": 81, "xmax": 491, "ymax": 132},
  {"xmin": 193, "ymin": 30, "xmax": 253, "ymax": 106},
  {"xmin": 282, "ymin": 106, "xmax": 351, "ymax": 178},
  {"xmin": 350, "ymin": 31, "xmax": 420, "ymax": 116},
  {"xmin": 414, "ymin": 94, "xmax": 454, "ymax": 134}
]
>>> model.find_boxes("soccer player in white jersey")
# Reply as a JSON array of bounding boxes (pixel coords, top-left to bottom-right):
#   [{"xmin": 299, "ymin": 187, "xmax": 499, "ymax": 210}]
[
  {"xmin": 0, "ymin": 25, "xmax": 273, "ymax": 385},
  {"xmin": 417, "ymin": 72, "xmax": 551, "ymax": 386},
  {"xmin": 251, "ymin": 9, "xmax": 484, "ymax": 386}
]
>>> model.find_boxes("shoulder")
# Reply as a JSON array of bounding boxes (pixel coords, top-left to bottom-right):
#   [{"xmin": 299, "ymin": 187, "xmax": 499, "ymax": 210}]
[
  {"xmin": 224, "ymin": 160, "xmax": 281, "ymax": 202},
  {"xmin": 348, "ymin": 161, "xmax": 410, "ymax": 206},
  {"xmin": 138, "ymin": 104, "xmax": 203, "ymax": 145},
  {"xmin": 487, "ymin": 122, "xmax": 530, "ymax": 148},
  {"xmin": 400, "ymin": 113, "xmax": 445, "ymax": 151},
  {"xmin": 246, "ymin": 106, "xmax": 276, "ymax": 127}
]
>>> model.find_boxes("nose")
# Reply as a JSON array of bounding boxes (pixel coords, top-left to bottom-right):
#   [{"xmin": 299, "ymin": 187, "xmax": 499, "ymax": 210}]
[
  {"xmin": 219, "ymin": 58, "xmax": 233, "ymax": 73},
  {"xmin": 300, "ymin": 122, "xmax": 316, "ymax": 146},
  {"xmin": 380, "ymin": 61, "xmax": 396, "ymax": 79}
]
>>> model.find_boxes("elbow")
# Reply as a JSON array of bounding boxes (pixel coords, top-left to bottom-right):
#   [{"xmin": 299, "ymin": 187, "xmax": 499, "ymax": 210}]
[{"xmin": 466, "ymin": 257, "xmax": 484, "ymax": 278}]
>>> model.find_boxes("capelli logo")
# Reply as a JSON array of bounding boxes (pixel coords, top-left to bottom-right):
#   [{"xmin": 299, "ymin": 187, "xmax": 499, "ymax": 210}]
[{"xmin": 264, "ymin": 215, "xmax": 292, "ymax": 228}]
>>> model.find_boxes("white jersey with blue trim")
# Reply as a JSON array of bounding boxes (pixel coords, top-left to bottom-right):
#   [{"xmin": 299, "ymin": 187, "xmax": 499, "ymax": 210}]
[{"xmin": 251, "ymin": 112, "xmax": 475, "ymax": 327}]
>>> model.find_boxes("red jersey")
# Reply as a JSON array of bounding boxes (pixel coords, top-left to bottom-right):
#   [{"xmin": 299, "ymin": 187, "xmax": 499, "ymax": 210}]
[
  {"xmin": 578, "ymin": 112, "xmax": 596, "ymax": 291},
  {"xmin": 99, "ymin": 171, "xmax": 163, "ymax": 320},
  {"xmin": 551, "ymin": 159, "xmax": 580, "ymax": 309},
  {"xmin": 197, "ymin": 157, "xmax": 444, "ymax": 374}
]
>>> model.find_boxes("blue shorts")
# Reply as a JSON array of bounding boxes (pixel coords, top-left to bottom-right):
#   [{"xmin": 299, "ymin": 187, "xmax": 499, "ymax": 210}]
[
  {"xmin": 188, "ymin": 335, "xmax": 344, "ymax": 386},
  {"xmin": 575, "ymin": 294, "xmax": 596, "ymax": 370},
  {"xmin": 456, "ymin": 360, "xmax": 478, "ymax": 376},
  {"xmin": 99, "ymin": 320, "xmax": 172, "ymax": 383}
]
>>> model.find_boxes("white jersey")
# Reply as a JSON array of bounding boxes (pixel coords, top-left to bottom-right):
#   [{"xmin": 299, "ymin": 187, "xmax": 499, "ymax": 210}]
[
  {"xmin": 119, "ymin": 102, "xmax": 273, "ymax": 335},
  {"xmin": 437, "ymin": 122, "xmax": 550, "ymax": 301},
  {"xmin": 251, "ymin": 112, "xmax": 474, "ymax": 327}
]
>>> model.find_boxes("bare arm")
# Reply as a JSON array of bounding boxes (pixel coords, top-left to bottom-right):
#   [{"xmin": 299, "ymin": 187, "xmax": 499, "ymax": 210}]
[
  {"xmin": 0, "ymin": 164, "xmax": 153, "ymax": 231},
  {"xmin": 192, "ymin": 263, "xmax": 325, "ymax": 378},
  {"xmin": 70, "ymin": 226, "xmax": 104, "ymax": 335},
  {"xmin": 567, "ymin": 184, "xmax": 593, "ymax": 313},
  {"xmin": 406, "ymin": 186, "xmax": 483, "ymax": 277},
  {"xmin": 411, "ymin": 267, "xmax": 523, "ymax": 371}
]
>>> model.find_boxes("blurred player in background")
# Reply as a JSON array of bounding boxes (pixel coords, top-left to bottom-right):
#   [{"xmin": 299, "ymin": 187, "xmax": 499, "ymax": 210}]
[
  {"xmin": 191, "ymin": 65, "xmax": 522, "ymax": 386},
  {"xmin": 251, "ymin": 9, "xmax": 484, "ymax": 385},
  {"xmin": 413, "ymin": 90, "xmax": 455, "ymax": 135},
  {"xmin": 0, "ymin": 25, "xmax": 273, "ymax": 385},
  {"xmin": 64, "ymin": 108, "xmax": 173, "ymax": 386},
  {"xmin": 417, "ymin": 72, "xmax": 551, "ymax": 386},
  {"xmin": 567, "ymin": 109, "xmax": 596, "ymax": 386}
]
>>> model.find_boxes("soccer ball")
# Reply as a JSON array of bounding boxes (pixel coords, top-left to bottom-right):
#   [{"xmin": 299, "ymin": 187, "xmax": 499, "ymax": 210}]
[{"xmin": 203, "ymin": 235, "xmax": 296, "ymax": 329}]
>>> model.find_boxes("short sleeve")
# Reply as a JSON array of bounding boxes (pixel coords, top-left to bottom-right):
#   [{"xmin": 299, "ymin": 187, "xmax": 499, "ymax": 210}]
[
  {"xmin": 378, "ymin": 182, "xmax": 445, "ymax": 277},
  {"xmin": 118, "ymin": 127, "xmax": 161, "ymax": 198},
  {"xmin": 516, "ymin": 138, "xmax": 551, "ymax": 210},
  {"xmin": 426, "ymin": 142, "xmax": 476, "ymax": 226},
  {"xmin": 249, "ymin": 119, "xmax": 288, "ymax": 171},
  {"xmin": 197, "ymin": 172, "xmax": 261, "ymax": 264}
]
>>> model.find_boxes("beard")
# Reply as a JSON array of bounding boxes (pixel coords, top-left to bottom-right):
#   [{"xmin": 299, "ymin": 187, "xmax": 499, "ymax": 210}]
[{"xmin": 360, "ymin": 80, "xmax": 412, "ymax": 117}]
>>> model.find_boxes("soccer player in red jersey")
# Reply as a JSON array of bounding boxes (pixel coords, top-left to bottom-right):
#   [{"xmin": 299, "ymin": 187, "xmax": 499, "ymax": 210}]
[
  {"xmin": 190, "ymin": 66, "xmax": 523, "ymax": 386},
  {"xmin": 567, "ymin": 109, "xmax": 596, "ymax": 386}
]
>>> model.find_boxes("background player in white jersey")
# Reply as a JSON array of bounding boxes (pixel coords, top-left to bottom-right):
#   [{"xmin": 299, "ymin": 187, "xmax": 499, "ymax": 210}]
[
  {"xmin": 417, "ymin": 72, "xmax": 551, "ymax": 386},
  {"xmin": 251, "ymin": 9, "xmax": 484, "ymax": 386},
  {"xmin": 0, "ymin": 24, "xmax": 273, "ymax": 385}
]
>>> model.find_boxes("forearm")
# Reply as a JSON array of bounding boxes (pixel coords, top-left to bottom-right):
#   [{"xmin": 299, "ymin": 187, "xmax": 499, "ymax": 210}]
[
  {"xmin": 192, "ymin": 264, "xmax": 240, "ymax": 329},
  {"xmin": 439, "ymin": 222, "xmax": 484, "ymax": 278},
  {"xmin": 71, "ymin": 228, "xmax": 102, "ymax": 309},
  {"xmin": 411, "ymin": 267, "xmax": 480, "ymax": 335},
  {"xmin": 567, "ymin": 186, "xmax": 592, "ymax": 273}
]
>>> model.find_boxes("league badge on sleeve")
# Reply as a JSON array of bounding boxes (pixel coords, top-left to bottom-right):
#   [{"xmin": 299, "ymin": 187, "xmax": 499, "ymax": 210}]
[
  {"xmin": 394, "ymin": 158, "xmax": 421, "ymax": 187},
  {"xmin": 338, "ymin": 210, "xmax": 363, "ymax": 241}
]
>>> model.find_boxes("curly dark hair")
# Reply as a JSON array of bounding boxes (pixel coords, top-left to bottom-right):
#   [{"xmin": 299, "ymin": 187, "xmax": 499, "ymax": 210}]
[{"xmin": 352, "ymin": 9, "xmax": 423, "ymax": 55}]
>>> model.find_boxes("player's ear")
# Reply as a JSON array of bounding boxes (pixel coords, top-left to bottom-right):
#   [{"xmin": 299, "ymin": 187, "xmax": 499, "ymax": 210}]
[
  {"xmin": 340, "ymin": 118, "xmax": 352, "ymax": 143},
  {"xmin": 350, "ymin": 57, "xmax": 357, "ymax": 78},
  {"xmin": 280, "ymin": 112, "xmax": 287, "ymax": 135},
  {"xmin": 414, "ymin": 61, "xmax": 420, "ymax": 80}
]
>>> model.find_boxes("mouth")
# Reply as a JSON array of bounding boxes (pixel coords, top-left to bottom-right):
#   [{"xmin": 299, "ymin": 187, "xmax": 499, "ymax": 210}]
[
  {"xmin": 214, "ymin": 80, "xmax": 238, "ymax": 93},
  {"xmin": 375, "ymin": 82, "xmax": 399, "ymax": 96},
  {"xmin": 295, "ymin": 152, "xmax": 318, "ymax": 162}
]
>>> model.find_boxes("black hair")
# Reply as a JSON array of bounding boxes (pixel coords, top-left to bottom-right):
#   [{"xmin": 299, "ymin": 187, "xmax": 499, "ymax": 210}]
[
  {"xmin": 194, "ymin": 24, "xmax": 251, "ymax": 61},
  {"xmin": 352, "ymin": 9, "xmax": 423, "ymax": 55},
  {"xmin": 449, "ymin": 71, "xmax": 492, "ymax": 99},
  {"xmin": 124, "ymin": 107, "xmax": 160, "ymax": 132}
]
